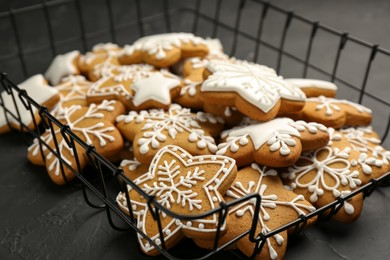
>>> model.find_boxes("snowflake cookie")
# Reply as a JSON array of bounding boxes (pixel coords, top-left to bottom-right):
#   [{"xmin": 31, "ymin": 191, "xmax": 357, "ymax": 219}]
[
  {"xmin": 45, "ymin": 50, "xmax": 81, "ymax": 85},
  {"xmin": 194, "ymin": 163, "xmax": 316, "ymax": 260},
  {"xmin": 217, "ymin": 117, "xmax": 329, "ymax": 167},
  {"xmin": 118, "ymin": 32, "xmax": 209, "ymax": 68},
  {"xmin": 0, "ymin": 74, "xmax": 59, "ymax": 134},
  {"xmin": 116, "ymin": 104, "xmax": 224, "ymax": 164},
  {"xmin": 116, "ymin": 145, "xmax": 237, "ymax": 255},
  {"xmin": 200, "ymin": 60, "xmax": 306, "ymax": 121},
  {"xmin": 50, "ymin": 75, "xmax": 92, "ymax": 116},
  {"xmin": 280, "ymin": 128, "xmax": 387, "ymax": 223},
  {"xmin": 285, "ymin": 78, "xmax": 337, "ymax": 98},
  {"xmin": 78, "ymin": 43, "xmax": 122, "ymax": 82},
  {"xmin": 27, "ymin": 100, "xmax": 125, "ymax": 185},
  {"xmin": 295, "ymin": 96, "xmax": 372, "ymax": 128}
]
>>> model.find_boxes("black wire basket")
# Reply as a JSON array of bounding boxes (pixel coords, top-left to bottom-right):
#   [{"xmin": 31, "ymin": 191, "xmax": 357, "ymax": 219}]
[{"xmin": 1, "ymin": 0, "xmax": 390, "ymax": 259}]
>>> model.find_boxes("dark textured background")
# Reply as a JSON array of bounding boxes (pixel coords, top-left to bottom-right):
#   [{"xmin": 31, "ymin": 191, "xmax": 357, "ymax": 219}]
[{"xmin": 1, "ymin": 0, "xmax": 390, "ymax": 259}]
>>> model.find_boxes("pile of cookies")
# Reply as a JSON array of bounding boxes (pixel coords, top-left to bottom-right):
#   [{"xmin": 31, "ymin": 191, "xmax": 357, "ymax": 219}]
[{"xmin": 2, "ymin": 32, "xmax": 390, "ymax": 259}]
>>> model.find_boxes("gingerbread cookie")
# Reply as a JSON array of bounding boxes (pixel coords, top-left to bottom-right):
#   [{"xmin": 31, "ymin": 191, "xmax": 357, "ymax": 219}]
[
  {"xmin": 0, "ymin": 74, "xmax": 59, "ymax": 134},
  {"xmin": 297, "ymin": 96, "xmax": 372, "ymax": 128},
  {"xmin": 27, "ymin": 100, "xmax": 125, "ymax": 185},
  {"xmin": 280, "ymin": 128, "xmax": 387, "ymax": 223},
  {"xmin": 45, "ymin": 50, "xmax": 81, "ymax": 85},
  {"xmin": 339, "ymin": 126, "xmax": 390, "ymax": 172},
  {"xmin": 79, "ymin": 43, "xmax": 123, "ymax": 82},
  {"xmin": 217, "ymin": 117, "xmax": 329, "ymax": 167},
  {"xmin": 118, "ymin": 33, "xmax": 209, "ymax": 67},
  {"xmin": 87, "ymin": 64, "xmax": 181, "ymax": 110},
  {"xmin": 116, "ymin": 104, "xmax": 224, "ymax": 164},
  {"xmin": 50, "ymin": 75, "xmax": 91, "ymax": 116},
  {"xmin": 116, "ymin": 145, "xmax": 237, "ymax": 255},
  {"xmin": 201, "ymin": 60, "xmax": 306, "ymax": 121},
  {"xmin": 194, "ymin": 163, "xmax": 316, "ymax": 260},
  {"xmin": 285, "ymin": 78, "xmax": 337, "ymax": 98}
]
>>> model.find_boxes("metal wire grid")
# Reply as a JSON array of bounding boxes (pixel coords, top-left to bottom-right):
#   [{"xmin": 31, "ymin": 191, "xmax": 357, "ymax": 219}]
[{"xmin": 1, "ymin": 0, "xmax": 390, "ymax": 259}]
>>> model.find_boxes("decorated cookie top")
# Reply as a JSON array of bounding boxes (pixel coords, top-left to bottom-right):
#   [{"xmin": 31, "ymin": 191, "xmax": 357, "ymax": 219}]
[
  {"xmin": 308, "ymin": 96, "xmax": 372, "ymax": 116},
  {"xmin": 216, "ymin": 117, "xmax": 329, "ymax": 167},
  {"xmin": 131, "ymin": 32, "xmax": 207, "ymax": 60},
  {"xmin": 224, "ymin": 164, "xmax": 315, "ymax": 259},
  {"xmin": 202, "ymin": 60, "xmax": 305, "ymax": 113},
  {"xmin": 116, "ymin": 145, "xmax": 237, "ymax": 254},
  {"xmin": 27, "ymin": 100, "xmax": 124, "ymax": 184},
  {"xmin": 116, "ymin": 104, "xmax": 224, "ymax": 164}
]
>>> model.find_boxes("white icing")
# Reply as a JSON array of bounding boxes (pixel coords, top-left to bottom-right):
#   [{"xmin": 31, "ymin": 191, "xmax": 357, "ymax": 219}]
[
  {"xmin": 116, "ymin": 104, "xmax": 218, "ymax": 154},
  {"xmin": 308, "ymin": 96, "xmax": 372, "ymax": 116},
  {"xmin": 45, "ymin": 50, "xmax": 80, "ymax": 85},
  {"xmin": 115, "ymin": 145, "xmax": 236, "ymax": 253},
  {"xmin": 0, "ymin": 74, "xmax": 58, "ymax": 130},
  {"xmin": 226, "ymin": 163, "xmax": 315, "ymax": 260},
  {"xmin": 131, "ymin": 73, "xmax": 180, "ymax": 106},
  {"xmin": 120, "ymin": 158, "xmax": 141, "ymax": 171},
  {"xmin": 180, "ymin": 79, "xmax": 201, "ymax": 97},
  {"xmin": 285, "ymin": 78, "xmax": 338, "ymax": 91},
  {"xmin": 132, "ymin": 33, "xmax": 206, "ymax": 60},
  {"xmin": 217, "ymin": 118, "xmax": 301, "ymax": 156},
  {"xmin": 202, "ymin": 60, "xmax": 305, "ymax": 113}
]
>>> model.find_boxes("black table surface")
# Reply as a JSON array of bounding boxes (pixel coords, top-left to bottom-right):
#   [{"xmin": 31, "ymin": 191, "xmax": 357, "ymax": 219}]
[{"xmin": 1, "ymin": 0, "xmax": 390, "ymax": 259}]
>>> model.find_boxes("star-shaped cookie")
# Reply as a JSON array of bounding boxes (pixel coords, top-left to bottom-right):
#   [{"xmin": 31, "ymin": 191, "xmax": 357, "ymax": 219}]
[
  {"xmin": 201, "ymin": 60, "xmax": 306, "ymax": 121},
  {"xmin": 116, "ymin": 104, "xmax": 224, "ymax": 164},
  {"xmin": 194, "ymin": 163, "xmax": 316, "ymax": 260},
  {"xmin": 217, "ymin": 117, "xmax": 329, "ymax": 167},
  {"xmin": 116, "ymin": 145, "xmax": 237, "ymax": 255}
]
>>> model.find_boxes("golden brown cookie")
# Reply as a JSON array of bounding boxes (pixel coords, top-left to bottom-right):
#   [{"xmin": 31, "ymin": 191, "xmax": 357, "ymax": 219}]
[
  {"xmin": 217, "ymin": 118, "xmax": 329, "ymax": 167},
  {"xmin": 280, "ymin": 127, "xmax": 387, "ymax": 223},
  {"xmin": 298, "ymin": 96, "xmax": 372, "ymax": 128},
  {"xmin": 79, "ymin": 43, "xmax": 123, "ymax": 82},
  {"xmin": 115, "ymin": 104, "xmax": 224, "ymax": 164},
  {"xmin": 116, "ymin": 145, "xmax": 237, "ymax": 255},
  {"xmin": 27, "ymin": 100, "xmax": 125, "ymax": 185},
  {"xmin": 194, "ymin": 163, "xmax": 316, "ymax": 260},
  {"xmin": 200, "ymin": 60, "xmax": 306, "ymax": 121},
  {"xmin": 86, "ymin": 64, "xmax": 181, "ymax": 110},
  {"xmin": 0, "ymin": 74, "xmax": 60, "ymax": 134},
  {"xmin": 285, "ymin": 78, "xmax": 337, "ymax": 98},
  {"xmin": 118, "ymin": 33, "xmax": 209, "ymax": 67}
]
